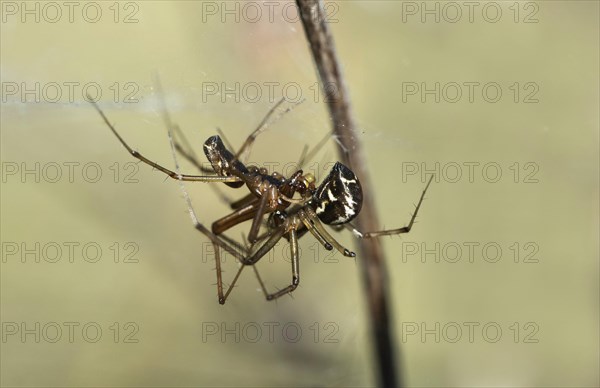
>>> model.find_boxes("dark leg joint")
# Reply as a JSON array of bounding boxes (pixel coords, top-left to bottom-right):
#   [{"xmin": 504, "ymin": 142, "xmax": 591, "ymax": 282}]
[{"xmin": 266, "ymin": 283, "xmax": 298, "ymax": 301}]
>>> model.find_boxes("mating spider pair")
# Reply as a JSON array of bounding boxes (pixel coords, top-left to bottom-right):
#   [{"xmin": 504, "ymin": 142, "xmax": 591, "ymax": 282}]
[{"xmin": 91, "ymin": 98, "xmax": 433, "ymax": 304}]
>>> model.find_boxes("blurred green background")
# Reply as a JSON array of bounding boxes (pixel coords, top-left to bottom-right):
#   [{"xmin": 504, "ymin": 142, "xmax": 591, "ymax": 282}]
[{"xmin": 1, "ymin": 1, "xmax": 598, "ymax": 387}]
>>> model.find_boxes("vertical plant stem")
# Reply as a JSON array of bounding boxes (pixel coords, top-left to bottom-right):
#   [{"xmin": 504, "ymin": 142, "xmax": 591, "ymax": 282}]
[{"xmin": 295, "ymin": 1, "xmax": 402, "ymax": 387}]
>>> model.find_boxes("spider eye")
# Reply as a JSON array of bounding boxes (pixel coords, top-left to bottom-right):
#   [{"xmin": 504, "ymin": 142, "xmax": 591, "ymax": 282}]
[{"xmin": 311, "ymin": 162, "xmax": 362, "ymax": 225}]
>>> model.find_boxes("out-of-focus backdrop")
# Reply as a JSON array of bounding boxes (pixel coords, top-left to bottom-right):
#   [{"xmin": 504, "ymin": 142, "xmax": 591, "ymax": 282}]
[{"xmin": 1, "ymin": 1, "xmax": 598, "ymax": 387}]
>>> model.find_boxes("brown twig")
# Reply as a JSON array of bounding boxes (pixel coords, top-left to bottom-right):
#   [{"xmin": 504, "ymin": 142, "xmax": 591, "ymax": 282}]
[{"xmin": 295, "ymin": 1, "xmax": 402, "ymax": 387}]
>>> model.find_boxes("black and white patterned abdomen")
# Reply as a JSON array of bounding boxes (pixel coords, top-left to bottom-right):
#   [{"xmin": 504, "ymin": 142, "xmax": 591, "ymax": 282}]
[{"xmin": 311, "ymin": 162, "xmax": 363, "ymax": 225}]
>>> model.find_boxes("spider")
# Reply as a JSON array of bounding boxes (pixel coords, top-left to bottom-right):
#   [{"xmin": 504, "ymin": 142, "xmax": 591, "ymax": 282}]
[{"xmin": 90, "ymin": 98, "xmax": 433, "ymax": 304}]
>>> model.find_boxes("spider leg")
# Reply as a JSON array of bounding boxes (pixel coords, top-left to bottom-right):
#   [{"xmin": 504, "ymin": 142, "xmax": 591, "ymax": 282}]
[
  {"xmin": 263, "ymin": 228, "xmax": 300, "ymax": 301},
  {"xmin": 297, "ymin": 211, "xmax": 333, "ymax": 251},
  {"xmin": 245, "ymin": 227, "xmax": 286, "ymax": 265},
  {"xmin": 90, "ymin": 101, "xmax": 241, "ymax": 184},
  {"xmin": 171, "ymin": 124, "xmax": 214, "ymax": 174},
  {"xmin": 297, "ymin": 130, "xmax": 334, "ymax": 170},
  {"xmin": 215, "ymin": 127, "xmax": 235, "ymax": 153},
  {"xmin": 207, "ymin": 224, "xmax": 257, "ymax": 305},
  {"xmin": 353, "ymin": 175, "xmax": 434, "ymax": 238},
  {"xmin": 213, "ymin": 240, "xmax": 225, "ymax": 302},
  {"xmin": 229, "ymin": 192, "xmax": 259, "ymax": 210},
  {"xmin": 228, "ymin": 222, "xmax": 301, "ymax": 300},
  {"xmin": 152, "ymin": 77, "xmax": 240, "ymax": 204},
  {"xmin": 235, "ymin": 97, "xmax": 304, "ymax": 164},
  {"xmin": 301, "ymin": 208, "xmax": 356, "ymax": 257},
  {"xmin": 252, "ymin": 265, "xmax": 270, "ymax": 299},
  {"xmin": 217, "ymin": 233, "xmax": 251, "ymax": 254},
  {"xmin": 248, "ymin": 191, "xmax": 270, "ymax": 244},
  {"xmin": 210, "ymin": 186, "xmax": 276, "ymax": 245},
  {"xmin": 210, "ymin": 197, "xmax": 275, "ymax": 246},
  {"xmin": 296, "ymin": 144, "xmax": 309, "ymax": 170},
  {"xmin": 215, "ymin": 242, "xmax": 247, "ymax": 304},
  {"xmin": 208, "ymin": 221, "xmax": 260, "ymax": 305},
  {"xmin": 234, "ymin": 97, "xmax": 285, "ymax": 163},
  {"xmin": 211, "ymin": 199, "xmax": 261, "ymax": 235}
]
